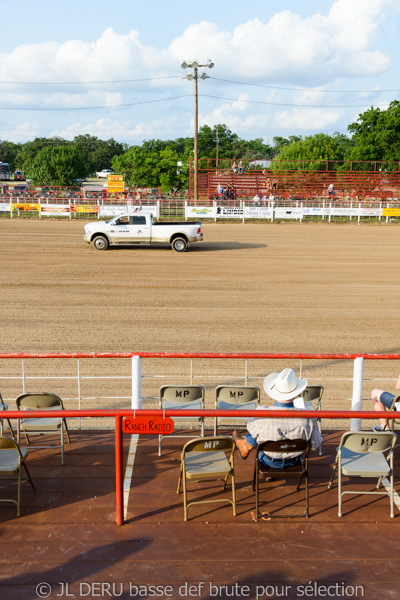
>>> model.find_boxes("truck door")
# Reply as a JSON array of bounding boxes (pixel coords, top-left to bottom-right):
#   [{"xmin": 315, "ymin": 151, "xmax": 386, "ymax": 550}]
[{"xmin": 127, "ymin": 215, "xmax": 151, "ymax": 242}]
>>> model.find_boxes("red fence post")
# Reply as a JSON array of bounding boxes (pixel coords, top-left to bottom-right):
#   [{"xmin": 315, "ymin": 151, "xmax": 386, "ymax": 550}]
[{"xmin": 115, "ymin": 415, "xmax": 124, "ymax": 526}]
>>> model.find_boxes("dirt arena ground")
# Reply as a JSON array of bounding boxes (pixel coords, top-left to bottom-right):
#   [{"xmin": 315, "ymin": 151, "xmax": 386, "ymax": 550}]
[{"xmin": 1, "ymin": 218, "xmax": 400, "ymax": 420}]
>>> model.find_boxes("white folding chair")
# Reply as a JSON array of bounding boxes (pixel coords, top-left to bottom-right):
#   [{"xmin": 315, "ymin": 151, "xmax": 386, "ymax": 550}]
[
  {"xmin": 158, "ymin": 385, "xmax": 205, "ymax": 456},
  {"xmin": 214, "ymin": 385, "xmax": 260, "ymax": 435},
  {"xmin": 328, "ymin": 431, "xmax": 397, "ymax": 517}
]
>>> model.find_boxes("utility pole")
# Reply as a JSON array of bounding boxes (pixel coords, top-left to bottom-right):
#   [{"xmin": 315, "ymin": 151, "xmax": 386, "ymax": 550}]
[
  {"xmin": 181, "ymin": 59, "xmax": 214, "ymax": 200},
  {"xmin": 216, "ymin": 125, "xmax": 219, "ymax": 169}
]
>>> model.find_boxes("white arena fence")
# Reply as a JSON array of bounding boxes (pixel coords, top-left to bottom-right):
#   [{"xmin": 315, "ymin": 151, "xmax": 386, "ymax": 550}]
[
  {"xmin": 1, "ymin": 352, "xmax": 400, "ymax": 431},
  {"xmin": 0, "ymin": 196, "xmax": 400, "ymax": 222}
]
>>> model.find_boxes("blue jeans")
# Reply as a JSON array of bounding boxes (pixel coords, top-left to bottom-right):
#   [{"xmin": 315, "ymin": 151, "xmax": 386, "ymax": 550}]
[
  {"xmin": 380, "ymin": 391, "xmax": 395, "ymax": 409},
  {"xmin": 245, "ymin": 433, "xmax": 302, "ymax": 468}
]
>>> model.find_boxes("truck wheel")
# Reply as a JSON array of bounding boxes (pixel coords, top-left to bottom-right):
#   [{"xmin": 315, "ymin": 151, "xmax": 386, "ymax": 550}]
[
  {"xmin": 171, "ymin": 237, "xmax": 188, "ymax": 252},
  {"xmin": 92, "ymin": 235, "xmax": 109, "ymax": 251}
]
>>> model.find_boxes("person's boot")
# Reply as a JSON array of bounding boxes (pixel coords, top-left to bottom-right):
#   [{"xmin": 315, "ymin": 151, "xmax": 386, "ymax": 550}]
[{"xmin": 232, "ymin": 430, "xmax": 253, "ymax": 459}]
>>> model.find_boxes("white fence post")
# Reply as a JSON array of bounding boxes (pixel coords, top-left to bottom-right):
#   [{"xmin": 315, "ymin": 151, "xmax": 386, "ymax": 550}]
[
  {"xmin": 350, "ymin": 356, "xmax": 364, "ymax": 431},
  {"xmin": 132, "ymin": 355, "xmax": 142, "ymax": 409}
]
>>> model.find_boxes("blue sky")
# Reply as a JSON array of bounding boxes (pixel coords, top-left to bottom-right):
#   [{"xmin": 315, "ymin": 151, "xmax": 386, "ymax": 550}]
[{"xmin": 1, "ymin": 0, "xmax": 399, "ymax": 146}]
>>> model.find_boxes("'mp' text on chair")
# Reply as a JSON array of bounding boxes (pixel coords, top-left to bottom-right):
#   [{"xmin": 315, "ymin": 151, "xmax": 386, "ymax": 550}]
[
  {"xmin": 214, "ymin": 385, "xmax": 260, "ymax": 435},
  {"xmin": 328, "ymin": 431, "xmax": 397, "ymax": 518},
  {"xmin": 253, "ymin": 439, "xmax": 310, "ymax": 520},
  {"xmin": 16, "ymin": 392, "xmax": 71, "ymax": 465},
  {"xmin": 0, "ymin": 435, "xmax": 35, "ymax": 516},
  {"xmin": 158, "ymin": 385, "xmax": 205, "ymax": 456},
  {"xmin": 177, "ymin": 436, "xmax": 236, "ymax": 521}
]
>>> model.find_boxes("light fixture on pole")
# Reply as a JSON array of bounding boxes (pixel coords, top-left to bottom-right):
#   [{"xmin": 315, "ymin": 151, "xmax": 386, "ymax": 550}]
[{"xmin": 181, "ymin": 59, "xmax": 214, "ymax": 201}]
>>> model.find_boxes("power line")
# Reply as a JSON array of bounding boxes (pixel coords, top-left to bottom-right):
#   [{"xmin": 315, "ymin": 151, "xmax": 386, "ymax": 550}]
[
  {"xmin": 201, "ymin": 94, "xmax": 392, "ymax": 109},
  {"xmin": 0, "ymin": 95, "xmax": 192, "ymax": 111},
  {"xmin": 211, "ymin": 77, "xmax": 400, "ymax": 94},
  {"xmin": 0, "ymin": 76, "xmax": 181, "ymax": 85}
]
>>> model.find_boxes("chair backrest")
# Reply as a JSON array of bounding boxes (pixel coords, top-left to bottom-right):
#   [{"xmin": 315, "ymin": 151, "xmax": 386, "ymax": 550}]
[
  {"xmin": 302, "ymin": 385, "xmax": 324, "ymax": 404},
  {"xmin": 390, "ymin": 393, "xmax": 400, "ymax": 411},
  {"xmin": 182, "ymin": 436, "xmax": 235, "ymax": 454},
  {"xmin": 340, "ymin": 431, "xmax": 397, "ymax": 454},
  {"xmin": 16, "ymin": 392, "xmax": 63, "ymax": 410},
  {"xmin": 160, "ymin": 385, "xmax": 205, "ymax": 406},
  {"xmin": 0, "ymin": 435, "xmax": 21, "ymax": 453},
  {"xmin": 215, "ymin": 385, "xmax": 260, "ymax": 406},
  {"xmin": 257, "ymin": 439, "xmax": 310, "ymax": 455}
]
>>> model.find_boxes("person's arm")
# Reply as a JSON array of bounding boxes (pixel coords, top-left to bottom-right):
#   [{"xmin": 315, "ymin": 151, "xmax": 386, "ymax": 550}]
[{"xmin": 396, "ymin": 374, "xmax": 400, "ymax": 391}]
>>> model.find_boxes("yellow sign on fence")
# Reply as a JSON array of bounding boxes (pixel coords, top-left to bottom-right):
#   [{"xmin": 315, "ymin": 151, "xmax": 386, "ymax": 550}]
[
  {"xmin": 107, "ymin": 174, "xmax": 124, "ymax": 193},
  {"xmin": 11, "ymin": 203, "xmax": 41, "ymax": 212},
  {"xmin": 382, "ymin": 208, "xmax": 400, "ymax": 217}
]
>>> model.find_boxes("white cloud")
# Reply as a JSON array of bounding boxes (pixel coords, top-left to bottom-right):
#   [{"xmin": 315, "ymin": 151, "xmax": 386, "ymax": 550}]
[
  {"xmin": 271, "ymin": 107, "xmax": 345, "ymax": 131},
  {"xmin": 0, "ymin": 1, "xmax": 396, "ymax": 142}
]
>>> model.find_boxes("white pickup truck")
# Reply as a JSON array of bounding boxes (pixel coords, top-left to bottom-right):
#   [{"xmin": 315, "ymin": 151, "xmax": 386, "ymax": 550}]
[{"xmin": 83, "ymin": 212, "xmax": 203, "ymax": 252}]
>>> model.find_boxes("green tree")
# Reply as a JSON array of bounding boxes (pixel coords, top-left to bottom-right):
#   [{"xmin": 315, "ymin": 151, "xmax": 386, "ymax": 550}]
[
  {"xmin": 345, "ymin": 100, "xmax": 400, "ymax": 169},
  {"xmin": 15, "ymin": 137, "xmax": 68, "ymax": 168},
  {"xmin": 271, "ymin": 133, "xmax": 345, "ymax": 170},
  {"xmin": 0, "ymin": 140, "xmax": 22, "ymax": 171},
  {"xmin": 111, "ymin": 140, "xmax": 189, "ymax": 192},
  {"xmin": 24, "ymin": 145, "xmax": 86, "ymax": 186}
]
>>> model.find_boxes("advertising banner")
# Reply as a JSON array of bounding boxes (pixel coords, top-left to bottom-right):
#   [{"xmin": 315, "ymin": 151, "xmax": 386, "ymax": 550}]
[
  {"xmin": 99, "ymin": 204, "xmax": 159, "ymax": 218},
  {"xmin": 11, "ymin": 203, "xmax": 40, "ymax": 212},
  {"xmin": 303, "ymin": 206, "xmax": 330, "ymax": 216},
  {"xmin": 71, "ymin": 204, "xmax": 99, "ymax": 213},
  {"xmin": 244, "ymin": 206, "xmax": 273, "ymax": 219},
  {"xmin": 0, "ymin": 202, "xmax": 10, "ymax": 212},
  {"xmin": 107, "ymin": 174, "xmax": 124, "ymax": 193},
  {"xmin": 275, "ymin": 207, "xmax": 303, "ymax": 219},
  {"xmin": 382, "ymin": 208, "xmax": 400, "ymax": 217},
  {"xmin": 216, "ymin": 205, "xmax": 244, "ymax": 218},
  {"xmin": 185, "ymin": 206, "xmax": 216, "ymax": 219},
  {"xmin": 40, "ymin": 204, "xmax": 70, "ymax": 216}
]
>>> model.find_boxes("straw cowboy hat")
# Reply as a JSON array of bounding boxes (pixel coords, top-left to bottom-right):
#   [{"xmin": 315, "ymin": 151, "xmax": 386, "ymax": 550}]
[{"xmin": 263, "ymin": 368, "xmax": 307, "ymax": 401}]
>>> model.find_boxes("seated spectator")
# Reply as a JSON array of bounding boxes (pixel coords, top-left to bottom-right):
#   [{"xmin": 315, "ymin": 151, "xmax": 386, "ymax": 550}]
[
  {"xmin": 233, "ymin": 368, "xmax": 322, "ymax": 465},
  {"xmin": 232, "ymin": 161, "xmax": 237, "ymax": 174},
  {"xmin": 327, "ymin": 183, "xmax": 335, "ymax": 197},
  {"xmin": 238, "ymin": 161, "xmax": 243, "ymax": 175},
  {"xmin": 217, "ymin": 183, "xmax": 225, "ymax": 198},
  {"xmin": 253, "ymin": 193, "xmax": 261, "ymax": 206},
  {"xmin": 371, "ymin": 373, "xmax": 400, "ymax": 431}
]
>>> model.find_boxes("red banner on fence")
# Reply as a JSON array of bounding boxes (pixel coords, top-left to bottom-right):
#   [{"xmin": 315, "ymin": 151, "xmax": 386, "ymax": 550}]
[{"xmin": 122, "ymin": 416, "xmax": 175, "ymax": 435}]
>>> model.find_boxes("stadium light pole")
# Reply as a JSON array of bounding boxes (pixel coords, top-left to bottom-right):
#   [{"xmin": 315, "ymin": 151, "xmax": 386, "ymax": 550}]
[{"xmin": 181, "ymin": 59, "xmax": 214, "ymax": 201}]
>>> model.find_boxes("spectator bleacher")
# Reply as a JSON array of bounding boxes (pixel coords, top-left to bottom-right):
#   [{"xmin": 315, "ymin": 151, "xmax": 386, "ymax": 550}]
[{"xmin": 191, "ymin": 160, "xmax": 400, "ymax": 201}]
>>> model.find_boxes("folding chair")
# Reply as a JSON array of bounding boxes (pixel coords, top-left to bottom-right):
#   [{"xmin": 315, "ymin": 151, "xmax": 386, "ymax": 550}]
[
  {"xmin": 389, "ymin": 394, "xmax": 400, "ymax": 432},
  {"xmin": 253, "ymin": 439, "xmax": 310, "ymax": 520},
  {"xmin": 0, "ymin": 391, "xmax": 15, "ymax": 439},
  {"xmin": 214, "ymin": 385, "xmax": 260, "ymax": 435},
  {"xmin": 0, "ymin": 435, "xmax": 35, "ymax": 516},
  {"xmin": 302, "ymin": 385, "xmax": 324, "ymax": 455},
  {"xmin": 158, "ymin": 385, "xmax": 205, "ymax": 456},
  {"xmin": 16, "ymin": 392, "xmax": 71, "ymax": 465},
  {"xmin": 328, "ymin": 431, "xmax": 397, "ymax": 518},
  {"xmin": 177, "ymin": 436, "xmax": 236, "ymax": 521}
]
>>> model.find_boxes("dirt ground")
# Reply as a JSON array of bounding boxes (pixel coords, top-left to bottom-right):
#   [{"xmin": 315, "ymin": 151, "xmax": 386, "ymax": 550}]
[{"xmin": 1, "ymin": 218, "xmax": 400, "ymax": 418}]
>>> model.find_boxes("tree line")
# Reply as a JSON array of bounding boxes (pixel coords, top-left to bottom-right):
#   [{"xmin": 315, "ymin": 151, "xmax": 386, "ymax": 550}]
[{"xmin": 1, "ymin": 100, "xmax": 400, "ymax": 190}]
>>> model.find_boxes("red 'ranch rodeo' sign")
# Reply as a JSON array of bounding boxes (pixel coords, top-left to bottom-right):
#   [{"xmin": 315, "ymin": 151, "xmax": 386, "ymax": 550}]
[{"xmin": 122, "ymin": 416, "xmax": 175, "ymax": 435}]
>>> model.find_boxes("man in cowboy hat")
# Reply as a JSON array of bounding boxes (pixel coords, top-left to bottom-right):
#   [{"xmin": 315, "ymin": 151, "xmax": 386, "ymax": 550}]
[{"xmin": 233, "ymin": 368, "xmax": 322, "ymax": 466}]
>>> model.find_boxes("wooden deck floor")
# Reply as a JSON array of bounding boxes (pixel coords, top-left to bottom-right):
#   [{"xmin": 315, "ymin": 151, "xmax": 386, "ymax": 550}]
[{"xmin": 1, "ymin": 429, "xmax": 399, "ymax": 599}]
